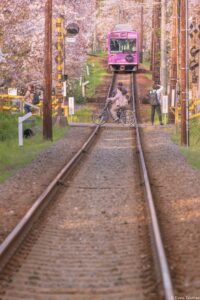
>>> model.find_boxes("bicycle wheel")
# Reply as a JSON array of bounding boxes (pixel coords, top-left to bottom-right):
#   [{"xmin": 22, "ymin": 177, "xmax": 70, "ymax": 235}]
[
  {"xmin": 120, "ymin": 110, "xmax": 135, "ymax": 126},
  {"xmin": 92, "ymin": 109, "xmax": 109, "ymax": 125}
]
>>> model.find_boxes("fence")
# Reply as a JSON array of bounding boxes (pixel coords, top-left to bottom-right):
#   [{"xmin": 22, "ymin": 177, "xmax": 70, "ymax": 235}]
[{"xmin": 0, "ymin": 95, "xmax": 69, "ymax": 117}]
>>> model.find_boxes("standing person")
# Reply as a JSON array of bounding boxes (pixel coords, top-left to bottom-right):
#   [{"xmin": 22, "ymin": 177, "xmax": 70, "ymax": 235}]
[
  {"xmin": 149, "ymin": 83, "xmax": 163, "ymax": 125},
  {"xmin": 24, "ymin": 84, "xmax": 34, "ymax": 113}
]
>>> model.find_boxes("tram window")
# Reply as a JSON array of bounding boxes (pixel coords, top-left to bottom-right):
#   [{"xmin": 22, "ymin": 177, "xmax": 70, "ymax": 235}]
[
  {"xmin": 110, "ymin": 39, "xmax": 120, "ymax": 52},
  {"xmin": 110, "ymin": 39, "xmax": 137, "ymax": 53}
]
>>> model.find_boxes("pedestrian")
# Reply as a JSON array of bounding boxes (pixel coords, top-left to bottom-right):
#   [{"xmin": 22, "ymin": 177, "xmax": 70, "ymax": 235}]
[
  {"xmin": 149, "ymin": 83, "xmax": 163, "ymax": 125},
  {"xmin": 24, "ymin": 84, "xmax": 34, "ymax": 113},
  {"xmin": 107, "ymin": 87, "xmax": 129, "ymax": 122},
  {"xmin": 112, "ymin": 82, "xmax": 128, "ymax": 97}
]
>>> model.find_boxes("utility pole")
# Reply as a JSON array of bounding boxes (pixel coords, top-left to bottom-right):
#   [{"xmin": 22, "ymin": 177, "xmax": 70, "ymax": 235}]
[
  {"xmin": 169, "ymin": 0, "xmax": 178, "ymax": 123},
  {"xmin": 140, "ymin": 0, "xmax": 144, "ymax": 63},
  {"xmin": 160, "ymin": 0, "xmax": 167, "ymax": 94},
  {"xmin": 151, "ymin": 0, "xmax": 161, "ymax": 83},
  {"xmin": 180, "ymin": 0, "xmax": 189, "ymax": 146},
  {"xmin": 62, "ymin": 0, "xmax": 65, "ymax": 79},
  {"xmin": 43, "ymin": 0, "xmax": 53, "ymax": 140},
  {"xmin": 150, "ymin": 5, "xmax": 155, "ymax": 71}
]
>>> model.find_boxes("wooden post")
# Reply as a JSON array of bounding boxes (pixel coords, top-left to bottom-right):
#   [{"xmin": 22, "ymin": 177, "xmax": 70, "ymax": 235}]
[
  {"xmin": 150, "ymin": 4, "xmax": 155, "ymax": 72},
  {"xmin": 151, "ymin": 1, "xmax": 161, "ymax": 83},
  {"xmin": 160, "ymin": 0, "xmax": 167, "ymax": 94},
  {"xmin": 43, "ymin": 0, "xmax": 52, "ymax": 140},
  {"xmin": 169, "ymin": 0, "xmax": 178, "ymax": 123},
  {"xmin": 140, "ymin": 1, "xmax": 144, "ymax": 63},
  {"xmin": 180, "ymin": 0, "xmax": 188, "ymax": 146}
]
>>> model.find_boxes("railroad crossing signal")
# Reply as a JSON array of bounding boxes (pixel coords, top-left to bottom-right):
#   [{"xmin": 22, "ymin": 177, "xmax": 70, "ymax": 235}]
[{"xmin": 55, "ymin": 17, "xmax": 65, "ymax": 102}]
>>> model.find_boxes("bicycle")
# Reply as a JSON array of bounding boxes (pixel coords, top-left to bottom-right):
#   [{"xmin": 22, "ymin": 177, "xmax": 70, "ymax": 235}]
[{"xmin": 92, "ymin": 100, "xmax": 136, "ymax": 126}]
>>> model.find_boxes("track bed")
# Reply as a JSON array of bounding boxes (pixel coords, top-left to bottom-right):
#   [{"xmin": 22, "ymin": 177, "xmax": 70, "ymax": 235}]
[{"xmin": 0, "ymin": 128, "xmax": 159, "ymax": 299}]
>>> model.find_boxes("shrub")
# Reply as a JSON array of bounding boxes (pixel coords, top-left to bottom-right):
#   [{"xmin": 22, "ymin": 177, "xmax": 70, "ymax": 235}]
[{"xmin": 0, "ymin": 113, "xmax": 18, "ymax": 141}]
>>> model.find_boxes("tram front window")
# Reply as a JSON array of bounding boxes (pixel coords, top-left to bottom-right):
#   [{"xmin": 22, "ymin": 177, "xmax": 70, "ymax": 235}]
[{"xmin": 110, "ymin": 39, "xmax": 136, "ymax": 53}]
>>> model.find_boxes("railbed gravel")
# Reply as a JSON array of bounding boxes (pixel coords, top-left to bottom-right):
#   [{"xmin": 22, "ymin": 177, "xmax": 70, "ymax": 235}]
[
  {"xmin": 142, "ymin": 126, "xmax": 200, "ymax": 298},
  {"xmin": 0, "ymin": 128, "xmax": 159, "ymax": 300},
  {"xmin": 0, "ymin": 127, "xmax": 92, "ymax": 244}
]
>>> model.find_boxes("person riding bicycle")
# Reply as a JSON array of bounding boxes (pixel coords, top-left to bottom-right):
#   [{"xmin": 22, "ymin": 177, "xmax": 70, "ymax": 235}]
[
  {"xmin": 107, "ymin": 87, "xmax": 129, "ymax": 122},
  {"xmin": 112, "ymin": 82, "xmax": 128, "ymax": 97}
]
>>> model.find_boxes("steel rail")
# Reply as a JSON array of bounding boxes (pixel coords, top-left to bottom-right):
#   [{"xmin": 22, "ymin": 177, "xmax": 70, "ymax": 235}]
[
  {"xmin": 108, "ymin": 71, "xmax": 116, "ymax": 97},
  {"xmin": 131, "ymin": 74, "xmax": 175, "ymax": 300},
  {"xmin": 0, "ymin": 72, "xmax": 117, "ymax": 273},
  {"xmin": 0, "ymin": 127, "xmax": 101, "ymax": 273}
]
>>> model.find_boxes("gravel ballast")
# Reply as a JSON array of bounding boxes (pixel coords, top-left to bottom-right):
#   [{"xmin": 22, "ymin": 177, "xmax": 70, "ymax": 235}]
[
  {"xmin": 142, "ymin": 126, "xmax": 200, "ymax": 297},
  {"xmin": 0, "ymin": 127, "xmax": 92, "ymax": 243}
]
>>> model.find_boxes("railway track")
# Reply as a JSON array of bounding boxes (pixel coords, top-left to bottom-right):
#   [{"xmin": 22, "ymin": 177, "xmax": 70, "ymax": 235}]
[{"xmin": 0, "ymin": 73, "xmax": 174, "ymax": 299}]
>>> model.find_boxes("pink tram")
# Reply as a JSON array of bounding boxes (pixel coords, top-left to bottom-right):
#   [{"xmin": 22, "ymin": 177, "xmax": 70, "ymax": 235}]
[{"xmin": 108, "ymin": 24, "xmax": 140, "ymax": 72}]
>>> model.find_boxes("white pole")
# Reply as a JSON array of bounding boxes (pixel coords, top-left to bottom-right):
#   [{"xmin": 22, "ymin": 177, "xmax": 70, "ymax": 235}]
[
  {"xmin": 81, "ymin": 81, "xmax": 89, "ymax": 97},
  {"xmin": 82, "ymin": 84, "xmax": 85, "ymax": 97},
  {"xmin": 171, "ymin": 89, "xmax": 175, "ymax": 107},
  {"xmin": 18, "ymin": 112, "xmax": 32, "ymax": 147},
  {"xmin": 18, "ymin": 120, "xmax": 23, "ymax": 146},
  {"xmin": 86, "ymin": 65, "xmax": 90, "ymax": 76},
  {"xmin": 79, "ymin": 76, "xmax": 82, "ymax": 86}
]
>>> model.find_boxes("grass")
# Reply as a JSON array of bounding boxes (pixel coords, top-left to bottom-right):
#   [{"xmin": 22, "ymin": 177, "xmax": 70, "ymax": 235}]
[
  {"xmin": 143, "ymin": 105, "xmax": 168, "ymax": 124},
  {"xmin": 140, "ymin": 60, "xmax": 152, "ymax": 81},
  {"xmin": 140, "ymin": 60, "xmax": 150, "ymax": 71},
  {"xmin": 85, "ymin": 54, "xmax": 108, "ymax": 98},
  {"xmin": 180, "ymin": 147, "xmax": 200, "ymax": 170},
  {"xmin": 69, "ymin": 52, "xmax": 108, "ymax": 102},
  {"xmin": 68, "ymin": 107, "xmax": 92, "ymax": 123},
  {"xmin": 89, "ymin": 50, "xmax": 107, "ymax": 58},
  {"xmin": 0, "ymin": 113, "xmax": 69, "ymax": 182},
  {"xmin": 0, "ymin": 52, "xmax": 108, "ymax": 181},
  {"xmin": 144, "ymin": 73, "xmax": 153, "ymax": 80},
  {"xmin": 171, "ymin": 118, "xmax": 200, "ymax": 170}
]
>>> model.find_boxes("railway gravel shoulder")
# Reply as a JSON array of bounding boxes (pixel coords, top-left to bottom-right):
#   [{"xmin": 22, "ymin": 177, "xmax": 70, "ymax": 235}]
[
  {"xmin": 141, "ymin": 126, "xmax": 200, "ymax": 298},
  {"xmin": 0, "ymin": 127, "xmax": 93, "ymax": 244}
]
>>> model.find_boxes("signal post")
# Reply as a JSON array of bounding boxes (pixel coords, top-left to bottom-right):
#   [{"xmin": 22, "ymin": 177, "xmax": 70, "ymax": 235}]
[
  {"xmin": 169, "ymin": 0, "xmax": 178, "ymax": 124},
  {"xmin": 180, "ymin": 0, "xmax": 189, "ymax": 146}
]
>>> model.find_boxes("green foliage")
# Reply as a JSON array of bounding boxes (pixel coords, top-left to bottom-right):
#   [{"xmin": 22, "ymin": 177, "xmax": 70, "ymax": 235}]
[
  {"xmin": 171, "ymin": 119, "xmax": 200, "ymax": 170},
  {"xmin": 145, "ymin": 73, "xmax": 153, "ymax": 80},
  {"xmin": 180, "ymin": 147, "xmax": 200, "ymax": 170},
  {"xmin": 74, "ymin": 108, "xmax": 91, "ymax": 118},
  {"xmin": 85, "ymin": 54, "xmax": 107, "ymax": 98},
  {"xmin": 0, "ymin": 113, "xmax": 69, "ymax": 182},
  {"xmin": 69, "ymin": 52, "xmax": 107, "ymax": 102},
  {"xmin": 141, "ymin": 60, "xmax": 150, "ymax": 71},
  {"xmin": 69, "ymin": 107, "xmax": 92, "ymax": 123},
  {"xmin": 94, "ymin": 50, "xmax": 107, "ymax": 58},
  {"xmin": 155, "ymin": 29, "xmax": 161, "ymax": 38},
  {"xmin": 0, "ymin": 113, "xmax": 18, "ymax": 141}
]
